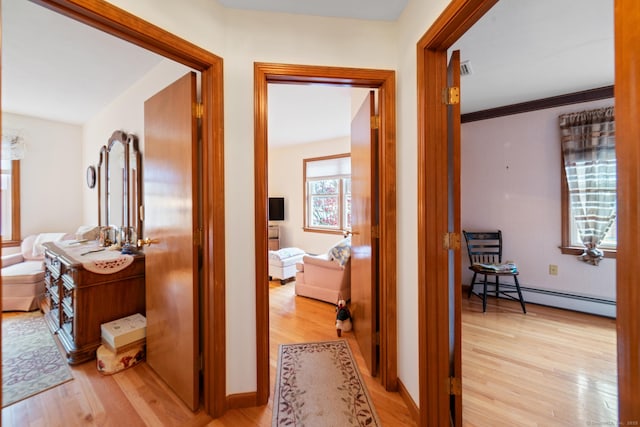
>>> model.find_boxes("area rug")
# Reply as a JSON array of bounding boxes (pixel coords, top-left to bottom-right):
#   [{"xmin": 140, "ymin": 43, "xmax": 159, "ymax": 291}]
[
  {"xmin": 2, "ymin": 311, "xmax": 73, "ymax": 407},
  {"xmin": 272, "ymin": 340, "xmax": 381, "ymax": 426}
]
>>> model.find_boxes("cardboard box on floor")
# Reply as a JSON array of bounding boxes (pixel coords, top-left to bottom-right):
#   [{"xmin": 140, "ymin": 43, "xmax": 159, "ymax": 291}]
[{"xmin": 101, "ymin": 313, "xmax": 146, "ymax": 353}]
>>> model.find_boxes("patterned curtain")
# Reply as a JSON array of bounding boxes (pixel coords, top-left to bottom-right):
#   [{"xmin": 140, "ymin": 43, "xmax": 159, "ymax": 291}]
[{"xmin": 559, "ymin": 106, "xmax": 615, "ymax": 266}]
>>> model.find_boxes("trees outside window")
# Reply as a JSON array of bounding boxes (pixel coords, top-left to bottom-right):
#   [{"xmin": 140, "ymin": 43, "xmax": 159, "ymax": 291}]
[{"xmin": 304, "ymin": 154, "xmax": 350, "ymax": 233}]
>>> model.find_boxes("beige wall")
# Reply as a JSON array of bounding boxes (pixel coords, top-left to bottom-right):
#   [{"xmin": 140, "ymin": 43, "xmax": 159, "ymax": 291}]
[
  {"xmin": 3, "ymin": 112, "xmax": 83, "ymax": 238},
  {"xmin": 97, "ymin": 0, "xmax": 452, "ymax": 403}
]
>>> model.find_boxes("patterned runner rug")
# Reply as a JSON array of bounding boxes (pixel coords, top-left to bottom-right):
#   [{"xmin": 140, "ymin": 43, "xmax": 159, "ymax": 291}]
[
  {"xmin": 2, "ymin": 311, "xmax": 73, "ymax": 407},
  {"xmin": 272, "ymin": 340, "xmax": 381, "ymax": 426}
]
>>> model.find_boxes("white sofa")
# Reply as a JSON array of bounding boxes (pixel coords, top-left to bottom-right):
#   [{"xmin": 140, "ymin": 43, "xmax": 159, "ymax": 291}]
[
  {"xmin": 295, "ymin": 237, "xmax": 351, "ymax": 304},
  {"xmin": 2, "ymin": 233, "xmax": 72, "ymax": 311}
]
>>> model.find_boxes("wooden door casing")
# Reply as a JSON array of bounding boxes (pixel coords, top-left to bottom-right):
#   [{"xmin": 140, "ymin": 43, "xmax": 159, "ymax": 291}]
[
  {"xmin": 615, "ymin": 0, "xmax": 640, "ymax": 421},
  {"xmin": 447, "ymin": 49, "xmax": 462, "ymax": 425},
  {"xmin": 417, "ymin": 1, "xmax": 498, "ymax": 424},
  {"xmin": 253, "ymin": 63, "xmax": 397, "ymax": 405},
  {"xmin": 144, "ymin": 72, "xmax": 199, "ymax": 411}
]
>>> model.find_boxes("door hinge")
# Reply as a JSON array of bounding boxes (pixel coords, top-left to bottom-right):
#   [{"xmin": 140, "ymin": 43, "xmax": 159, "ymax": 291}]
[
  {"xmin": 372, "ymin": 225, "xmax": 380, "ymax": 239},
  {"xmin": 194, "ymin": 227, "xmax": 203, "ymax": 246},
  {"xmin": 448, "ymin": 377, "xmax": 462, "ymax": 396},
  {"xmin": 371, "ymin": 115, "xmax": 380, "ymax": 130},
  {"xmin": 442, "ymin": 86, "xmax": 460, "ymax": 105},
  {"xmin": 194, "ymin": 103, "xmax": 204, "ymax": 119},
  {"xmin": 443, "ymin": 232, "xmax": 461, "ymax": 250}
]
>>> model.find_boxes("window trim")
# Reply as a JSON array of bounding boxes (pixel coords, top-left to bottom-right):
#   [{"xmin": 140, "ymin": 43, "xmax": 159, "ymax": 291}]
[
  {"xmin": 560, "ymin": 158, "xmax": 616, "ymax": 259},
  {"xmin": 2, "ymin": 160, "xmax": 21, "ymax": 247},
  {"xmin": 303, "ymin": 153, "xmax": 351, "ymax": 234}
]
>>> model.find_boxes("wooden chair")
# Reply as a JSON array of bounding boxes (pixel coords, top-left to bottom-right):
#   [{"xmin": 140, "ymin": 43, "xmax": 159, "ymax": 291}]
[{"xmin": 462, "ymin": 230, "xmax": 526, "ymax": 313}]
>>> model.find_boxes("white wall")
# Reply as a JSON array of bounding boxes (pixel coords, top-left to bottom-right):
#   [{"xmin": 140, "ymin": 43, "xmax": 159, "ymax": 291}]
[
  {"xmin": 269, "ymin": 137, "xmax": 350, "ymax": 254},
  {"xmin": 221, "ymin": 9, "xmax": 399, "ymax": 395},
  {"xmin": 461, "ymin": 98, "xmax": 616, "ymax": 317},
  {"xmin": 395, "ymin": 0, "xmax": 452, "ymax": 403},
  {"xmin": 105, "ymin": 0, "xmax": 452, "ymax": 405},
  {"xmin": 3, "ymin": 112, "xmax": 83, "ymax": 237},
  {"xmin": 81, "ymin": 60, "xmax": 192, "ymax": 225}
]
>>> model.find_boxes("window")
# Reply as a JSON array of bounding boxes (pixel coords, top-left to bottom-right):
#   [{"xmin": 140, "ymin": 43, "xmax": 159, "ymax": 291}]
[
  {"xmin": 304, "ymin": 154, "xmax": 351, "ymax": 233},
  {"xmin": 560, "ymin": 107, "xmax": 616, "ymax": 261},
  {"xmin": 568, "ymin": 209, "xmax": 617, "ymax": 249},
  {"xmin": 1, "ymin": 158, "xmax": 21, "ymax": 246}
]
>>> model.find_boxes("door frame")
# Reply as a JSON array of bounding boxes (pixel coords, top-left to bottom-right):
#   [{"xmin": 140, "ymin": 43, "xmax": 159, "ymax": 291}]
[
  {"xmin": 417, "ymin": 0, "xmax": 640, "ymax": 425},
  {"xmin": 253, "ymin": 63, "xmax": 397, "ymax": 404},
  {"xmin": 20, "ymin": 0, "xmax": 227, "ymax": 418}
]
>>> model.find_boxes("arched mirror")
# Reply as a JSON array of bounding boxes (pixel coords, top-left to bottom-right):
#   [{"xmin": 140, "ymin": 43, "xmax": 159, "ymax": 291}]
[{"xmin": 99, "ymin": 130, "xmax": 142, "ymax": 244}]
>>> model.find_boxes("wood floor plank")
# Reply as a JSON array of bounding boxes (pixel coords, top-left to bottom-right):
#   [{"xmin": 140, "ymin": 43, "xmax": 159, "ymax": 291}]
[
  {"xmin": 1, "ymin": 284, "xmax": 616, "ymax": 426},
  {"xmin": 461, "ymin": 295, "xmax": 617, "ymax": 426}
]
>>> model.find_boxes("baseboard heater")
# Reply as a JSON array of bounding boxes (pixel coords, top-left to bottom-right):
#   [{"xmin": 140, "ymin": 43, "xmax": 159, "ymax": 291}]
[
  {"xmin": 519, "ymin": 285, "xmax": 615, "ymax": 305},
  {"xmin": 464, "ymin": 283, "xmax": 616, "ymax": 318}
]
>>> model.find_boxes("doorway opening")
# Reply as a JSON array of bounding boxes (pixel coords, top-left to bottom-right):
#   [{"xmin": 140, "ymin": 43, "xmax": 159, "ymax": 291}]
[
  {"xmin": 417, "ymin": 0, "xmax": 638, "ymax": 425},
  {"xmin": 0, "ymin": 0, "xmax": 226, "ymax": 418},
  {"xmin": 253, "ymin": 63, "xmax": 397, "ymax": 404}
]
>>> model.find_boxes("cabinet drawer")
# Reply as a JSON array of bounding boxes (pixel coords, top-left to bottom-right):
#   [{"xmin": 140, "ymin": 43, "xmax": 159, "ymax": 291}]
[
  {"xmin": 62, "ymin": 295, "xmax": 74, "ymax": 315},
  {"xmin": 49, "ymin": 307, "xmax": 60, "ymax": 326},
  {"xmin": 62, "ymin": 302, "xmax": 74, "ymax": 321},
  {"xmin": 61, "ymin": 321, "xmax": 73, "ymax": 338},
  {"xmin": 62, "ymin": 273, "xmax": 76, "ymax": 289},
  {"xmin": 47, "ymin": 285, "xmax": 60, "ymax": 306},
  {"xmin": 46, "ymin": 257, "xmax": 61, "ymax": 279}
]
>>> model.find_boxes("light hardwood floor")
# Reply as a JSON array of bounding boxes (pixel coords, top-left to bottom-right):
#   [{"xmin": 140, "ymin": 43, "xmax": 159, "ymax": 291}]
[
  {"xmin": 2, "ymin": 283, "xmax": 617, "ymax": 426},
  {"xmin": 461, "ymin": 295, "xmax": 617, "ymax": 426}
]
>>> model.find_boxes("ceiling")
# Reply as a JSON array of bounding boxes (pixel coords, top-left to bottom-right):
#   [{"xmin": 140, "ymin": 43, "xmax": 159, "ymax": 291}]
[
  {"xmin": 450, "ymin": 0, "xmax": 613, "ymax": 113},
  {"xmin": 1, "ymin": 0, "xmax": 613, "ymax": 145},
  {"xmin": 2, "ymin": 0, "xmax": 163, "ymax": 125},
  {"xmin": 216, "ymin": 0, "xmax": 408, "ymax": 21}
]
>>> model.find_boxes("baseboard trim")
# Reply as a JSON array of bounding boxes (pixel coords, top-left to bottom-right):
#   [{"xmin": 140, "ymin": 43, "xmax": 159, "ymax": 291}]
[
  {"xmin": 397, "ymin": 378, "xmax": 419, "ymax": 425},
  {"xmin": 226, "ymin": 392, "xmax": 258, "ymax": 410}
]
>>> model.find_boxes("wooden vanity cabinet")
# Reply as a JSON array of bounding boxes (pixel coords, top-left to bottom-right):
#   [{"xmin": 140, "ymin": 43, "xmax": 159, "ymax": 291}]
[{"xmin": 41, "ymin": 242, "xmax": 145, "ymax": 365}]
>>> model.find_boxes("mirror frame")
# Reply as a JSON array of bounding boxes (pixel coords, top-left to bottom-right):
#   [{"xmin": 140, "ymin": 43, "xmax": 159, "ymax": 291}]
[
  {"xmin": 100, "ymin": 130, "xmax": 142, "ymax": 242},
  {"xmin": 97, "ymin": 146, "xmax": 106, "ymax": 226}
]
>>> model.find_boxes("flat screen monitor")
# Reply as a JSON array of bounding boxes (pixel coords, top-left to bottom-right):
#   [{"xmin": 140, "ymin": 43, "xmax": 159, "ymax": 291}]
[{"xmin": 268, "ymin": 197, "xmax": 285, "ymax": 221}]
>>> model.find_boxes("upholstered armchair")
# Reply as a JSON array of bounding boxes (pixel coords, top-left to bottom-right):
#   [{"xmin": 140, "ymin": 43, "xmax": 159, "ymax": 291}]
[
  {"xmin": 2, "ymin": 233, "xmax": 72, "ymax": 311},
  {"xmin": 295, "ymin": 237, "xmax": 351, "ymax": 304}
]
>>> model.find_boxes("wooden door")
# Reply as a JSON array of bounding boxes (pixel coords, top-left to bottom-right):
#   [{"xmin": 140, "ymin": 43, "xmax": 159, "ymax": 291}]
[
  {"xmin": 447, "ymin": 50, "xmax": 463, "ymax": 425},
  {"xmin": 350, "ymin": 91, "xmax": 378, "ymax": 376},
  {"xmin": 144, "ymin": 72, "xmax": 200, "ymax": 410}
]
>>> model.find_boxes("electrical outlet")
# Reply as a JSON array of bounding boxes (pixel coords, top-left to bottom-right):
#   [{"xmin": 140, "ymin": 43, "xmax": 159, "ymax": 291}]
[{"xmin": 549, "ymin": 264, "xmax": 558, "ymax": 276}]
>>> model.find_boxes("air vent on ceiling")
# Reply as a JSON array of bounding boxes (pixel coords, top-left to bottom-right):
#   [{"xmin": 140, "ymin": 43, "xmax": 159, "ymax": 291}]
[{"xmin": 460, "ymin": 60, "xmax": 473, "ymax": 76}]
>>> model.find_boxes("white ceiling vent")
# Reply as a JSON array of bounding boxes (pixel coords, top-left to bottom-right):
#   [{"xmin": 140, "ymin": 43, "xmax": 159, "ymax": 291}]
[{"xmin": 460, "ymin": 60, "xmax": 473, "ymax": 76}]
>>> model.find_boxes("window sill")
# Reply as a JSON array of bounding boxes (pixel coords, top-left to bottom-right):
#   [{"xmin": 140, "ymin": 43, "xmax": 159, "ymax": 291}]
[
  {"xmin": 2, "ymin": 240, "xmax": 21, "ymax": 248},
  {"xmin": 303, "ymin": 227, "xmax": 345, "ymax": 236},
  {"xmin": 559, "ymin": 245, "xmax": 617, "ymax": 259}
]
